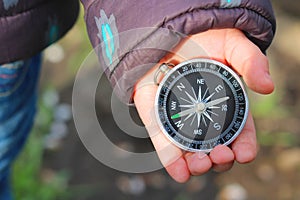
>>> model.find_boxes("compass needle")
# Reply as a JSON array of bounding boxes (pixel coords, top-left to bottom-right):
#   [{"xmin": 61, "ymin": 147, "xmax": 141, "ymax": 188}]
[
  {"xmin": 190, "ymin": 113, "xmax": 197, "ymax": 126},
  {"xmin": 204, "ymin": 92, "xmax": 215, "ymax": 102},
  {"xmin": 203, "ymin": 111, "xmax": 214, "ymax": 123},
  {"xmin": 207, "ymin": 110, "xmax": 218, "ymax": 116},
  {"xmin": 185, "ymin": 91, "xmax": 196, "ymax": 103},
  {"xmin": 171, "ymin": 107, "xmax": 196, "ymax": 119},
  {"xmin": 208, "ymin": 106, "xmax": 220, "ymax": 109},
  {"xmin": 198, "ymin": 85, "xmax": 202, "ymax": 102},
  {"xmin": 179, "ymin": 104, "xmax": 194, "ymax": 108},
  {"xmin": 197, "ymin": 113, "xmax": 201, "ymax": 128},
  {"xmin": 206, "ymin": 96, "xmax": 230, "ymax": 108},
  {"xmin": 180, "ymin": 97, "xmax": 193, "ymax": 104},
  {"xmin": 192, "ymin": 87, "xmax": 197, "ymax": 101},
  {"xmin": 184, "ymin": 112, "xmax": 194, "ymax": 121},
  {"xmin": 203, "ymin": 88, "xmax": 209, "ymax": 101},
  {"xmin": 202, "ymin": 114, "xmax": 207, "ymax": 127},
  {"xmin": 171, "ymin": 113, "xmax": 180, "ymax": 120}
]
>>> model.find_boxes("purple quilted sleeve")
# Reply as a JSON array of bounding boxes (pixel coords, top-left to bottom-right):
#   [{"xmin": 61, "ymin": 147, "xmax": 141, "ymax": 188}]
[{"xmin": 81, "ymin": 0, "xmax": 276, "ymax": 104}]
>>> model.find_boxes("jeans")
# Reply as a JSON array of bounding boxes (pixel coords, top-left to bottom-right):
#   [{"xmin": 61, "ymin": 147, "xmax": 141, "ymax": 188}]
[{"xmin": 0, "ymin": 54, "xmax": 42, "ymax": 200}]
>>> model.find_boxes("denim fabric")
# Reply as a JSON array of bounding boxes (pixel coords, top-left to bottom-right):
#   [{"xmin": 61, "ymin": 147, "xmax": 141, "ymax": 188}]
[{"xmin": 0, "ymin": 54, "xmax": 42, "ymax": 200}]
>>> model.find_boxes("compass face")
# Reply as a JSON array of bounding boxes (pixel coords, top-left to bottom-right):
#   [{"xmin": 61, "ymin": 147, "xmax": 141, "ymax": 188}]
[{"xmin": 155, "ymin": 59, "xmax": 249, "ymax": 152}]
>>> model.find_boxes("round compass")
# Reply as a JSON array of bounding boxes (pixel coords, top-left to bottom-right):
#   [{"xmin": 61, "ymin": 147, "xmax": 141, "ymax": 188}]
[{"xmin": 154, "ymin": 59, "xmax": 249, "ymax": 153}]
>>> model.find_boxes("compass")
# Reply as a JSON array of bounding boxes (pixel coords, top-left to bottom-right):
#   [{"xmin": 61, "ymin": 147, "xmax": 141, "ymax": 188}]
[{"xmin": 154, "ymin": 59, "xmax": 249, "ymax": 153}]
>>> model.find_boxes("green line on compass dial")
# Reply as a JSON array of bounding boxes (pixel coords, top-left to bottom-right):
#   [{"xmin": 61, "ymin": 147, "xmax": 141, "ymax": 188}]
[{"xmin": 171, "ymin": 113, "xmax": 181, "ymax": 119}]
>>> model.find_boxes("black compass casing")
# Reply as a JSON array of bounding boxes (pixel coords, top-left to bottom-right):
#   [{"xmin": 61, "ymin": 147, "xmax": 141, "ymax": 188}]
[{"xmin": 155, "ymin": 59, "xmax": 249, "ymax": 153}]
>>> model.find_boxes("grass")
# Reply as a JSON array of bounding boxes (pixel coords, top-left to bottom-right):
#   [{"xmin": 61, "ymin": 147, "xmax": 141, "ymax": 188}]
[
  {"xmin": 248, "ymin": 88, "xmax": 299, "ymax": 147},
  {"xmin": 258, "ymin": 131, "xmax": 298, "ymax": 147},
  {"xmin": 12, "ymin": 89, "xmax": 70, "ymax": 200}
]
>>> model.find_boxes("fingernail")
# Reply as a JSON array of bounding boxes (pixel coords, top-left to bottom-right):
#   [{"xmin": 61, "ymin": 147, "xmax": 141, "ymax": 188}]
[{"xmin": 196, "ymin": 152, "xmax": 207, "ymax": 160}]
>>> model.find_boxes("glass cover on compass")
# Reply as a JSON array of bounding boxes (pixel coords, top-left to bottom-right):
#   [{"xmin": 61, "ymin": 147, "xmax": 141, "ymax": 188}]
[{"xmin": 155, "ymin": 59, "xmax": 249, "ymax": 153}]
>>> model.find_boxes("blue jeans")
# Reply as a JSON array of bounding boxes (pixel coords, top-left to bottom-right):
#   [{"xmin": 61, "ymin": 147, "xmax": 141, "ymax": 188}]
[{"xmin": 0, "ymin": 55, "xmax": 42, "ymax": 200}]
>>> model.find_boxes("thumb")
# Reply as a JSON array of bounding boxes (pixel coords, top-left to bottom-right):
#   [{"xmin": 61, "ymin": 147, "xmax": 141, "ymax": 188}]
[{"xmin": 224, "ymin": 29, "xmax": 274, "ymax": 94}]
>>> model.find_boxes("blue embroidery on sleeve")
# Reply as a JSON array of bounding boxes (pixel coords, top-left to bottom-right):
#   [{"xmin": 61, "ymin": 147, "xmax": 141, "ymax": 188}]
[
  {"xmin": 101, "ymin": 23, "xmax": 114, "ymax": 64},
  {"xmin": 220, "ymin": 0, "xmax": 241, "ymax": 8},
  {"xmin": 95, "ymin": 10, "xmax": 120, "ymax": 71},
  {"xmin": 2, "ymin": 0, "xmax": 19, "ymax": 10}
]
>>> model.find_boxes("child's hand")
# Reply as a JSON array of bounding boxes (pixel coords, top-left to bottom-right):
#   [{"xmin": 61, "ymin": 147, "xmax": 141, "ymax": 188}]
[{"xmin": 134, "ymin": 29, "xmax": 274, "ymax": 183}]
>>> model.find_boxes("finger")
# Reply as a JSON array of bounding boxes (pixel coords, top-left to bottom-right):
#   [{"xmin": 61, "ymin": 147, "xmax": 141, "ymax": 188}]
[
  {"xmin": 210, "ymin": 145, "xmax": 235, "ymax": 164},
  {"xmin": 185, "ymin": 152, "xmax": 212, "ymax": 176},
  {"xmin": 224, "ymin": 29, "xmax": 274, "ymax": 94},
  {"xmin": 231, "ymin": 112, "xmax": 258, "ymax": 164},
  {"xmin": 165, "ymin": 157, "xmax": 191, "ymax": 183},
  {"xmin": 209, "ymin": 145, "xmax": 235, "ymax": 172}
]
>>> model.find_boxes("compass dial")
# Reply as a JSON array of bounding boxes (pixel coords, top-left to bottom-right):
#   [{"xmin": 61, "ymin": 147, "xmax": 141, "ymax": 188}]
[{"xmin": 155, "ymin": 59, "xmax": 249, "ymax": 152}]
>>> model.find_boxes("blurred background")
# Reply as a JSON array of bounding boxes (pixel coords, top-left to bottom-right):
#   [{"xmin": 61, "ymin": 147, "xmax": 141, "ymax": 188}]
[{"xmin": 12, "ymin": 1, "xmax": 300, "ymax": 200}]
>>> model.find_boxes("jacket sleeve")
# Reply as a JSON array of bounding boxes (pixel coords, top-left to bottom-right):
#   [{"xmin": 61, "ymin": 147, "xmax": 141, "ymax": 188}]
[
  {"xmin": 0, "ymin": 0, "xmax": 79, "ymax": 65},
  {"xmin": 81, "ymin": 0, "xmax": 276, "ymax": 104}
]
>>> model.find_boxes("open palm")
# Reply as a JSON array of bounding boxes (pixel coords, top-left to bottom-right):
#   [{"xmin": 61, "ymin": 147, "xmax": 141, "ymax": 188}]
[{"xmin": 134, "ymin": 29, "xmax": 274, "ymax": 183}]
